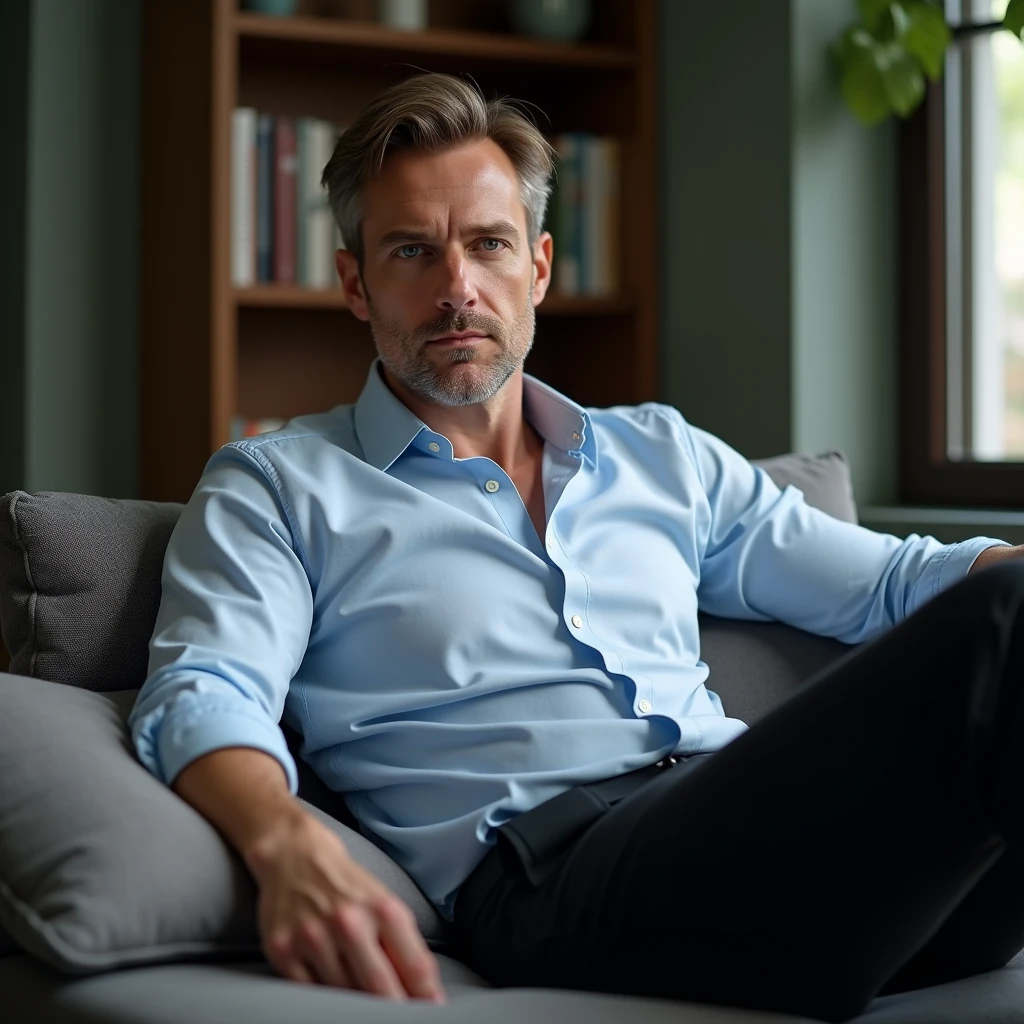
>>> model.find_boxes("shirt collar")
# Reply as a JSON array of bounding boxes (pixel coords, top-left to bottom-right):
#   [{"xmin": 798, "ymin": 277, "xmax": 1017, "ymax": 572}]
[{"xmin": 352, "ymin": 359, "xmax": 597, "ymax": 472}]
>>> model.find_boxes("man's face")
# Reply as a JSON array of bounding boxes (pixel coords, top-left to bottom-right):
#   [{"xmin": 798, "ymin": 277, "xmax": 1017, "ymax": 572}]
[{"xmin": 337, "ymin": 139, "xmax": 552, "ymax": 407}]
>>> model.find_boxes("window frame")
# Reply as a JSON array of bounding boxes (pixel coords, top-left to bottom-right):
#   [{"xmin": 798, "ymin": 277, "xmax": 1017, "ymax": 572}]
[{"xmin": 901, "ymin": 21, "xmax": 1024, "ymax": 507}]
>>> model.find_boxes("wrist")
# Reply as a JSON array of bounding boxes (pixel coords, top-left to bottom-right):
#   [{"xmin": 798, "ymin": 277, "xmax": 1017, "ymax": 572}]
[
  {"xmin": 970, "ymin": 543, "xmax": 1024, "ymax": 574},
  {"xmin": 241, "ymin": 802, "xmax": 316, "ymax": 879}
]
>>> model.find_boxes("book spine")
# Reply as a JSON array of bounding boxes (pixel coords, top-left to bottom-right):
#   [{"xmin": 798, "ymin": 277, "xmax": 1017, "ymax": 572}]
[
  {"xmin": 554, "ymin": 134, "xmax": 580, "ymax": 296},
  {"xmin": 274, "ymin": 117, "xmax": 298, "ymax": 284},
  {"xmin": 604, "ymin": 137, "xmax": 621, "ymax": 296},
  {"xmin": 231, "ymin": 108, "xmax": 257, "ymax": 287},
  {"xmin": 582, "ymin": 133, "xmax": 602, "ymax": 296},
  {"xmin": 296, "ymin": 118, "xmax": 310, "ymax": 286},
  {"xmin": 256, "ymin": 114, "xmax": 275, "ymax": 283}
]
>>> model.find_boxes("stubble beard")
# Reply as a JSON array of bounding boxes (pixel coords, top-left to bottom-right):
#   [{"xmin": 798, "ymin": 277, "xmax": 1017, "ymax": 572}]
[{"xmin": 369, "ymin": 296, "xmax": 536, "ymax": 407}]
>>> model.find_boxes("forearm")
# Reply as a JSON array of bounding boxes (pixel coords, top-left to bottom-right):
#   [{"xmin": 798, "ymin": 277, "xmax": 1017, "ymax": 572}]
[
  {"xmin": 969, "ymin": 543, "xmax": 1024, "ymax": 573},
  {"xmin": 171, "ymin": 746, "xmax": 323, "ymax": 870}
]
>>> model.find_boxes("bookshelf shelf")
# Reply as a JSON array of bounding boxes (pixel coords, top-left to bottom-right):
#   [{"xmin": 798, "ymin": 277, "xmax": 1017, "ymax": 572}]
[
  {"xmin": 141, "ymin": 0, "xmax": 658, "ymax": 503},
  {"xmin": 235, "ymin": 13, "xmax": 636, "ymax": 71},
  {"xmin": 233, "ymin": 287, "xmax": 633, "ymax": 316}
]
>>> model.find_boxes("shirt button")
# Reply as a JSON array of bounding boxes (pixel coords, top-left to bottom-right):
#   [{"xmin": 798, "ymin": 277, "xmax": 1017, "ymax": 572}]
[
  {"xmin": 572, "ymin": 431, "xmax": 581, "ymax": 441},
  {"xmin": 485, "ymin": 479, "xmax": 500, "ymax": 493},
  {"xmin": 570, "ymin": 614, "xmax": 583, "ymax": 628},
  {"xmin": 638, "ymin": 699, "xmax": 652, "ymax": 713},
  {"xmin": 427, "ymin": 442, "xmax": 440, "ymax": 453}
]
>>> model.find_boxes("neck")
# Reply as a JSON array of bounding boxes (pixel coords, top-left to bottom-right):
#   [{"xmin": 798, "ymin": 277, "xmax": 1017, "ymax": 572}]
[{"xmin": 381, "ymin": 365, "xmax": 542, "ymax": 471}]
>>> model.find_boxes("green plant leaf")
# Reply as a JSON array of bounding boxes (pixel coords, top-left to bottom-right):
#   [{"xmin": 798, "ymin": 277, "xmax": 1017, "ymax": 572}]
[
  {"xmin": 857, "ymin": 0, "xmax": 893, "ymax": 34},
  {"xmin": 879, "ymin": 41, "xmax": 927, "ymax": 114},
  {"xmin": 841, "ymin": 35, "xmax": 895, "ymax": 124},
  {"xmin": 1006, "ymin": 0, "xmax": 1024, "ymax": 39},
  {"xmin": 902, "ymin": 0, "xmax": 951, "ymax": 79}
]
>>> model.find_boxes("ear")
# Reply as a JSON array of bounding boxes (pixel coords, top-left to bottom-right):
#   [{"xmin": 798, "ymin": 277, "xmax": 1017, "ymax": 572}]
[
  {"xmin": 531, "ymin": 231, "xmax": 553, "ymax": 307},
  {"xmin": 336, "ymin": 249, "xmax": 369, "ymax": 321}
]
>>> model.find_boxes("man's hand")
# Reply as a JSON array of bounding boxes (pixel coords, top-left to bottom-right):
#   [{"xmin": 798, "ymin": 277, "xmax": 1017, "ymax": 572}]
[
  {"xmin": 970, "ymin": 544, "xmax": 1024, "ymax": 574},
  {"xmin": 244, "ymin": 812, "xmax": 447, "ymax": 1003}
]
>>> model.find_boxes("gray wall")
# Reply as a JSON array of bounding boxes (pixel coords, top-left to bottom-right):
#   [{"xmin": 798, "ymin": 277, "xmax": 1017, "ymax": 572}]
[
  {"xmin": 660, "ymin": 0, "xmax": 899, "ymax": 506},
  {"xmin": 2, "ymin": 0, "xmax": 140, "ymax": 498}
]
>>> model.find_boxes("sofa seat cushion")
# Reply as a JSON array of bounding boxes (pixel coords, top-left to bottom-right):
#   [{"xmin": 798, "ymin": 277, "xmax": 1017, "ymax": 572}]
[
  {"xmin": 4, "ymin": 951, "xmax": 1024, "ymax": 1024},
  {"xmin": 0, "ymin": 672, "xmax": 448, "ymax": 975}
]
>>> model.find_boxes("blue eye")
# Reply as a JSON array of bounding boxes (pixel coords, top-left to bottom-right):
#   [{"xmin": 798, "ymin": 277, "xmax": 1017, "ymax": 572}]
[
  {"xmin": 481, "ymin": 239, "xmax": 504, "ymax": 251},
  {"xmin": 398, "ymin": 245, "xmax": 422, "ymax": 259}
]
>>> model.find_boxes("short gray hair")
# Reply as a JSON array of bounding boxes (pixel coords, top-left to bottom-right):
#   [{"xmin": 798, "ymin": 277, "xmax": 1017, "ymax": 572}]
[{"xmin": 321, "ymin": 73, "xmax": 556, "ymax": 266}]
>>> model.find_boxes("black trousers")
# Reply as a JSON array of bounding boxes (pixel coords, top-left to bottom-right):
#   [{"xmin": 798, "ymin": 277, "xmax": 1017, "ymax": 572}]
[{"xmin": 452, "ymin": 562, "xmax": 1024, "ymax": 1023}]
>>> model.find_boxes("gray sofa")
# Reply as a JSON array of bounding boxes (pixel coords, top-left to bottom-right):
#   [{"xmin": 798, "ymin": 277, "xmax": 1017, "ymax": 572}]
[{"xmin": 2, "ymin": 451, "xmax": 1023, "ymax": 1024}]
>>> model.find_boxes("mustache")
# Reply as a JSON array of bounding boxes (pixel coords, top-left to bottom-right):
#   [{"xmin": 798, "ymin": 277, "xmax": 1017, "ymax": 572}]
[{"xmin": 413, "ymin": 312, "xmax": 506, "ymax": 343}]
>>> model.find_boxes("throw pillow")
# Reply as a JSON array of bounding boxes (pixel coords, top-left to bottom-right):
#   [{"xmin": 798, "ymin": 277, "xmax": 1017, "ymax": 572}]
[
  {"xmin": 0, "ymin": 672, "xmax": 448, "ymax": 974},
  {"xmin": 752, "ymin": 449, "xmax": 858, "ymax": 525}
]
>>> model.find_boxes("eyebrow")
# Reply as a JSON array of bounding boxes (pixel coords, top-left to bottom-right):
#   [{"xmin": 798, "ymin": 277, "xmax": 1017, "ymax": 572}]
[{"xmin": 375, "ymin": 220, "xmax": 521, "ymax": 250}]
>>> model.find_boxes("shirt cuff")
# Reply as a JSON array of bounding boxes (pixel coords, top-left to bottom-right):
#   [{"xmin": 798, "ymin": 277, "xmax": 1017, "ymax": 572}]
[
  {"xmin": 134, "ymin": 692, "xmax": 300, "ymax": 795},
  {"xmin": 933, "ymin": 537, "xmax": 1012, "ymax": 600}
]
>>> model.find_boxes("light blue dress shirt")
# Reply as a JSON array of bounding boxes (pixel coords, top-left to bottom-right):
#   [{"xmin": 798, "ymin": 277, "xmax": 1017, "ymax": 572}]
[{"xmin": 128, "ymin": 360, "xmax": 1005, "ymax": 920}]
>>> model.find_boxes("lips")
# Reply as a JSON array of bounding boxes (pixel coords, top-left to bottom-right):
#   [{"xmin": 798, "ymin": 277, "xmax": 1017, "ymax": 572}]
[{"xmin": 429, "ymin": 332, "xmax": 487, "ymax": 343}]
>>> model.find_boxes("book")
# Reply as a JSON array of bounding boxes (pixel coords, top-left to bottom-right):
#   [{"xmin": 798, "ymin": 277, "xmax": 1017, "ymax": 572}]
[
  {"xmin": 585, "ymin": 136, "xmax": 620, "ymax": 296},
  {"xmin": 256, "ymin": 114, "xmax": 275, "ymax": 283},
  {"xmin": 230, "ymin": 108, "xmax": 257, "ymax": 287},
  {"xmin": 553, "ymin": 134, "xmax": 581, "ymax": 296},
  {"xmin": 580, "ymin": 133, "xmax": 598, "ymax": 294},
  {"xmin": 601, "ymin": 136, "xmax": 621, "ymax": 296},
  {"xmin": 273, "ymin": 116, "xmax": 298, "ymax": 284}
]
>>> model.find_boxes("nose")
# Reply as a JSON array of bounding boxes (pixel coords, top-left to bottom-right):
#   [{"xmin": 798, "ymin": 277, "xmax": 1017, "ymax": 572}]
[{"xmin": 436, "ymin": 248, "xmax": 478, "ymax": 312}]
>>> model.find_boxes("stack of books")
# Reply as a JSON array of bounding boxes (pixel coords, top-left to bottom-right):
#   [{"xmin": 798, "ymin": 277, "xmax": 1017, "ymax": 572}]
[
  {"xmin": 547, "ymin": 134, "xmax": 621, "ymax": 297},
  {"xmin": 231, "ymin": 109, "xmax": 347, "ymax": 289}
]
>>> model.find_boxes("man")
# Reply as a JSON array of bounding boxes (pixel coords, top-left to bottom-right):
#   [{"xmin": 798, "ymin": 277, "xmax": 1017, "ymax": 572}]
[{"xmin": 128, "ymin": 73, "xmax": 1024, "ymax": 1022}]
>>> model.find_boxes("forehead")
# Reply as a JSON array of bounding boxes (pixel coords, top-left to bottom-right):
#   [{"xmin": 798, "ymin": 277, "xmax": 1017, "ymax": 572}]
[{"xmin": 362, "ymin": 138, "xmax": 525, "ymax": 233}]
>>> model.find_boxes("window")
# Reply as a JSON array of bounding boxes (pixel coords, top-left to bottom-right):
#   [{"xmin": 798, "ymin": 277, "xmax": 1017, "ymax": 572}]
[{"xmin": 902, "ymin": 0, "xmax": 1024, "ymax": 504}]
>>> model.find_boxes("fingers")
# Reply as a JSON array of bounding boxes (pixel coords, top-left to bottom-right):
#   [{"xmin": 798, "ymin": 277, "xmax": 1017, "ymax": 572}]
[
  {"xmin": 295, "ymin": 917, "xmax": 354, "ymax": 989},
  {"xmin": 266, "ymin": 928, "xmax": 318, "ymax": 986},
  {"xmin": 329, "ymin": 901, "xmax": 409, "ymax": 1000},
  {"xmin": 375, "ymin": 897, "xmax": 447, "ymax": 1004}
]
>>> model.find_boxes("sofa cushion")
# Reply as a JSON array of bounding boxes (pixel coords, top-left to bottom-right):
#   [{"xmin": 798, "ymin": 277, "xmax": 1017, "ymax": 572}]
[
  {"xmin": 754, "ymin": 449, "xmax": 858, "ymax": 525},
  {"xmin": 0, "ymin": 672, "xmax": 448, "ymax": 975},
  {"xmin": 0, "ymin": 452, "xmax": 855, "ymax": 694},
  {"xmin": 0, "ymin": 490, "xmax": 185, "ymax": 691}
]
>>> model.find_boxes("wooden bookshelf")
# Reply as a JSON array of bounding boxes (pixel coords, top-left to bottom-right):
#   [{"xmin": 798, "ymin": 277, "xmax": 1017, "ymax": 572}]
[{"xmin": 141, "ymin": 0, "xmax": 659, "ymax": 503}]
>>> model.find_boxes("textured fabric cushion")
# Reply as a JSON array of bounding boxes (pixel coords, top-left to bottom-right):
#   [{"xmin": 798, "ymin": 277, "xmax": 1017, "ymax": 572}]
[
  {"xmin": 4, "ymin": 954, "xmax": 1024, "ymax": 1024},
  {"xmin": 0, "ymin": 453, "xmax": 855, "ymax": 694},
  {"xmin": 0, "ymin": 490, "xmax": 185, "ymax": 690},
  {"xmin": 0, "ymin": 672, "xmax": 448, "ymax": 974},
  {"xmin": 695, "ymin": 617, "xmax": 850, "ymax": 725},
  {"xmin": 752, "ymin": 449, "xmax": 858, "ymax": 525}
]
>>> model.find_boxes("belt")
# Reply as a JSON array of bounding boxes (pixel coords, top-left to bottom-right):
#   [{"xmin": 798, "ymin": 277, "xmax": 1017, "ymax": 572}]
[{"xmin": 458, "ymin": 752, "xmax": 713, "ymax": 919}]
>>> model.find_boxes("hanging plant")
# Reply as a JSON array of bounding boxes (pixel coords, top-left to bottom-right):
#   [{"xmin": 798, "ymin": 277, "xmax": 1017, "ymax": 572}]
[{"xmin": 834, "ymin": 0, "xmax": 1024, "ymax": 125}]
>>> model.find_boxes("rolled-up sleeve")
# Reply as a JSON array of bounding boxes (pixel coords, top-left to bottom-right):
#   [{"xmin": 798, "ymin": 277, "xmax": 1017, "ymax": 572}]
[
  {"xmin": 127, "ymin": 442, "xmax": 312, "ymax": 792},
  {"xmin": 678, "ymin": 417, "xmax": 1009, "ymax": 644}
]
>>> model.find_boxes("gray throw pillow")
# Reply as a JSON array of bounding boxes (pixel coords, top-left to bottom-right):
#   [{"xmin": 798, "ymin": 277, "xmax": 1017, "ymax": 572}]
[
  {"xmin": 0, "ymin": 672, "xmax": 448, "ymax": 974},
  {"xmin": 752, "ymin": 450, "xmax": 858, "ymax": 525},
  {"xmin": 0, "ymin": 490, "xmax": 185, "ymax": 691}
]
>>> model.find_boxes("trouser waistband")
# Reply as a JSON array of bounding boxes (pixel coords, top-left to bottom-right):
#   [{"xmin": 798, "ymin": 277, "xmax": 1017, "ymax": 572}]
[{"xmin": 458, "ymin": 752, "xmax": 715, "ymax": 917}]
